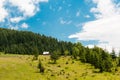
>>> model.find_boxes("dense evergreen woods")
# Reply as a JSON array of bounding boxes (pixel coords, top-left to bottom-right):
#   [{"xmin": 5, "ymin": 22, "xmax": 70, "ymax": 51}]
[
  {"xmin": 0, "ymin": 28, "xmax": 73, "ymax": 55},
  {"xmin": 0, "ymin": 28, "xmax": 120, "ymax": 72}
]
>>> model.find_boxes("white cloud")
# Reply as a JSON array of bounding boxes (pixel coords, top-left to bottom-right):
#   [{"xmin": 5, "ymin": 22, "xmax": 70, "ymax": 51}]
[
  {"xmin": 10, "ymin": 17, "xmax": 24, "ymax": 23},
  {"xmin": 8, "ymin": 22, "xmax": 29, "ymax": 30},
  {"xmin": 0, "ymin": 0, "xmax": 8, "ymax": 22},
  {"xmin": 60, "ymin": 18, "xmax": 72, "ymax": 25},
  {"xmin": 75, "ymin": 23, "xmax": 84, "ymax": 27},
  {"xmin": 9, "ymin": 26, "xmax": 19, "ymax": 30},
  {"xmin": 39, "ymin": 0, "xmax": 48, "ymax": 2},
  {"xmin": 21, "ymin": 23, "xmax": 29, "ymax": 29},
  {"xmin": 90, "ymin": 0, "xmax": 119, "ymax": 18},
  {"xmin": 85, "ymin": 15, "xmax": 90, "ymax": 18},
  {"xmin": 0, "ymin": 0, "xmax": 48, "ymax": 28},
  {"xmin": 69, "ymin": 0, "xmax": 120, "ymax": 53},
  {"xmin": 9, "ymin": 0, "xmax": 40, "ymax": 17}
]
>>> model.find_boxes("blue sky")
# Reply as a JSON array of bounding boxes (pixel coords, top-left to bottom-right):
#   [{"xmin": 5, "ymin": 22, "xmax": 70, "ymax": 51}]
[
  {"xmin": 26, "ymin": 0, "xmax": 94, "ymax": 42},
  {"xmin": 0, "ymin": 0, "xmax": 94, "ymax": 42},
  {"xmin": 0, "ymin": 0, "xmax": 120, "ymax": 53}
]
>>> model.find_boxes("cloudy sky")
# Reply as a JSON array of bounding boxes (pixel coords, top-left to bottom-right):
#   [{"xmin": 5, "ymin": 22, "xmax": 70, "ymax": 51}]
[{"xmin": 0, "ymin": 0, "xmax": 120, "ymax": 53}]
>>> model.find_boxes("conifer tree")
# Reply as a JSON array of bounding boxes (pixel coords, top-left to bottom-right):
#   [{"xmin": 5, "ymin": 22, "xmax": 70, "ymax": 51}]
[
  {"xmin": 50, "ymin": 50, "xmax": 60, "ymax": 63},
  {"xmin": 111, "ymin": 49, "xmax": 116, "ymax": 60}
]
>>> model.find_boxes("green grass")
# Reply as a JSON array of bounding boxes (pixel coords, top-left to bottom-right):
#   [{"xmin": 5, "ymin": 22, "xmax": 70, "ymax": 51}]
[{"xmin": 0, "ymin": 54, "xmax": 120, "ymax": 80}]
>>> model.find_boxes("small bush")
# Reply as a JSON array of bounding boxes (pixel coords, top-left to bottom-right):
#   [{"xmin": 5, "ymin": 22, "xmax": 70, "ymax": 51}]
[
  {"xmin": 72, "ymin": 60, "xmax": 74, "ymax": 64},
  {"xmin": 57, "ymin": 65, "xmax": 61, "ymax": 67},
  {"xmin": 66, "ymin": 61, "xmax": 69, "ymax": 64},
  {"xmin": 65, "ymin": 67, "xmax": 68, "ymax": 69},
  {"xmin": 66, "ymin": 76, "xmax": 68, "ymax": 79},
  {"xmin": 74, "ymin": 78, "xmax": 78, "ymax": 80},
  {"xmin": 47, "ymin": 77, "xmax": 50, "ymax": 80},
  {"xmin": 67, "ymin": 73, "xmax": 70, "ymax": 76},
  {"xmin": 32, "ymin": 55, "xmax": 38, "ymax": 61},
  {"xmin": 38, "ymin": 60, "xmax": 45, "ymax": 73},
  {"xmin": 51, "ymin": 74, "xmax": 54, "ymax": 76}
]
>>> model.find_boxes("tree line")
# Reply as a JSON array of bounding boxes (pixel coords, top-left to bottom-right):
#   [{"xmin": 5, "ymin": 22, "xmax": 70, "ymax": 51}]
[
  {"xmin": 0, "ymin": 28, "xmax": 73, "ymax": 55},
  {"xmin": 0, "ymin": 28, "xmax": 120, "ymax": 72}
]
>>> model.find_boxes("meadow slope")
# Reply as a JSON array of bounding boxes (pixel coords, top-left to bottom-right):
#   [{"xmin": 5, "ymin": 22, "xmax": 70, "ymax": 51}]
[{"xmin": 0, "ymin": 54, "xmax": 120, "ymax": 80}]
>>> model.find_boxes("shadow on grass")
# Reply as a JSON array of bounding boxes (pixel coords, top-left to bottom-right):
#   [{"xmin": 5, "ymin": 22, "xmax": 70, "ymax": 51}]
[{"xmin": 48, "ymin": 61, "xmax": 56, "ymax": 64}]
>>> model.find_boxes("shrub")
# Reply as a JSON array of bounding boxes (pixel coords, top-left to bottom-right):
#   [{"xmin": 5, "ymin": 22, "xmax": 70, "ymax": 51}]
[
  {"xmin": 57, "ymin": 65, "xmax": 61, "ymax": 67},
  {"xmin": 66, "ymin": 61, "xmax": 68, "ymax": 64},
  {"xmin": 50, "ymin": 50, "xmax": 60, "ymax": 64},
  {"xmin": 38, "ymin": 60, "xmax": 45, "ymax": 73},
  {"xmin": 72, "ymin": 60, "xmax": 74, "ymax": 64}
]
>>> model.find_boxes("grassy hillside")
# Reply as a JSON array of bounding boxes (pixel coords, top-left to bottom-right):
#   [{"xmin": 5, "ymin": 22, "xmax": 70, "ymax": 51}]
[{"xmin": 0, "ymin": 53, "xmax": 120, "ymax": 80}]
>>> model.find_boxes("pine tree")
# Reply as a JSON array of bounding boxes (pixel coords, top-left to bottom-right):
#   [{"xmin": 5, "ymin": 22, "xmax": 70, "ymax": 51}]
[
  {"xmin": 50, "ymin": 50, "xmax": 60, "ymax": 63},
  {"xmin": 72, "ymin": 46, "xmax": 79, "ymax": 59},
  {"xmin": 111, "ymin": 49, "xmax": 116, "ymax": 60},
  {"xmin": 80, "ymin": 49, "xmax": 86, "ymax": 62},
  {"xmin": 64, "ymin": 50, "xmax": 69, "ymax": 56},
  {"xmin": 33, "ymin": 46, "xmax": 39, "ymax": 60},
  {"xmin": 118, "ymin": 51, "xmax": 120, "ymax": 66}
]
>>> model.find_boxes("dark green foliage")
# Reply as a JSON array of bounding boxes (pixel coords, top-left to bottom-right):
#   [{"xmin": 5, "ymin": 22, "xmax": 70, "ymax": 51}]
[
  {"xmin": 111, "ymin": 49, "xmax": 117, "ymax": 60},
  {"xmin": 85, "ymin": 46, "xmax": 113, "ymax": 72},
  {"xmin": 50, "ymin": 50, "xmax": 60, "ymax": 63},
  {"xmin": 80, "ymin": 49, "xmax": 86, "ymax": 62},
  {"xmin": 33, "ymin": 46, "xmax": 39, "ymax": 60},
  {"xmin": 118, "ymin": 58, "xmax": 120, "ymax": 66},
  {"xmin": 72, "ymin": 46, "xmax": 79, "ymax": 59},
  {"xmin": 71, "ymin": 45, "xmax": 114, "ymax": 72},
  {"xmin": 118, "ymin": 52, "xmax": 120, "ymax": 66},
  {"xmin": 0, "ymin": 28, "xmax": 73, "ymax": 55},
  {"xmin": 64, "ymin": 50, "xmax": 69, "ymax": 56}
]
